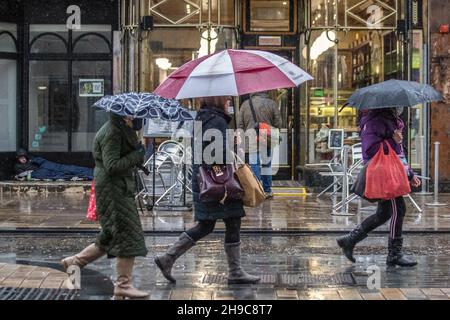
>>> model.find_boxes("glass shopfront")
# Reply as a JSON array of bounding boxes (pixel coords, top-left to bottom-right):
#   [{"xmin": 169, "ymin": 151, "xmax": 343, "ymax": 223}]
[
  {"xmin": 28, "ymin": 24, "xmax": 112, "ymax": 153},
  {"xmin": 299, "ymin": 0, "xmax": 412, "ymax": 167},
  {"xmin": 0, "ymin": 0, "xmax": 428, "ymax": 180},
  {"xmin": 0, "ymin": 22, "xmax": 17, "ymax": 152},
  {"xmin": 146, "ymin": 0, "xmax": 237, "ymax": 140},
  {"xmin": 149, "ymin": 0, "xmax": 236, "ymax": 86}
]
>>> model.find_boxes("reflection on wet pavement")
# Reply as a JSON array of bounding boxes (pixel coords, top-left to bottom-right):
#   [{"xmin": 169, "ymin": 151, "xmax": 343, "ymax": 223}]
[
  {"xmin": 1, "ymin": 234, "xmax": 450, "ymax": 300},
  {"xmin": 0, "ymin": 193, "xmax": 449, "ymax": 232}
]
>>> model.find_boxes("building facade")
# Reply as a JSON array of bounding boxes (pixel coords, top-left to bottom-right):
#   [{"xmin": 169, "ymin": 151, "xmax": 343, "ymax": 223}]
[{"xmin": 0, "ymin": 0, "xmax": 448, "ymax": 190}]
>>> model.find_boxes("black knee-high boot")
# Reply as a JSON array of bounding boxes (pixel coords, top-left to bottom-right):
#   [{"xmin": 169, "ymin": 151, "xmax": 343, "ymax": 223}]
[
  {"xmin": 386, "ymin": 238, "xmax": 417, "ymax": 267},
  {"xmin": 336, "ymin": 224, "xmax": 368, "ymax": 263}
]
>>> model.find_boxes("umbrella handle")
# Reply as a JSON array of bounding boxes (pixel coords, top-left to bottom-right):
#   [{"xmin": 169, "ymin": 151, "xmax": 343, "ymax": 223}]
[
  {"xmin": 339, "ymin": 103, "xmax": 348, "ymax": 113},
  {"xmin": 137, "ymin": 164, "xmax": 150, "ymax": 176}
]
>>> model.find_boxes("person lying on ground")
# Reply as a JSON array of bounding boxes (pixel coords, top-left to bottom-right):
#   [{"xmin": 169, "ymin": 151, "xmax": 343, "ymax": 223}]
[{"xmin": 14, "ymin": 148, "xmax": 93, "ymax": 181}]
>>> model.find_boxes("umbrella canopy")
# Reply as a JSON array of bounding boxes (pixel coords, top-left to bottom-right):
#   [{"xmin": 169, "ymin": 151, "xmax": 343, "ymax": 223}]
[
  {"xmin": 93, "ymin": 92, "xmax": 193, "ymax": 120},
  {"xmin": 345, "ymin": 79, "xmax": 442, "ymax": 110},
  {"xmin": 154, "ymin": 49, "xmax": 313, "ymax": 99}
]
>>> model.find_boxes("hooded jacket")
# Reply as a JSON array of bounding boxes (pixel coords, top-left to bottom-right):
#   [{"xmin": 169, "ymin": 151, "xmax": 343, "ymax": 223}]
[{"xmin": 359, "ymin": 109, "xmax": 414, "ymax": 179}]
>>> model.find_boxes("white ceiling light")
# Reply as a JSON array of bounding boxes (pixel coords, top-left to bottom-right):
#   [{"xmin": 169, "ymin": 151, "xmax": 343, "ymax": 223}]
[
  {"xmin": 155, "ymin": 58, "xmax": 172, "ymax": 70},
  {"xmin": 310, "ymin": 31, "xmax": 336, "ymax": 60},
  {"xmin": 198, "ymin": 28, "xmax": 218, "ymax": 58}
]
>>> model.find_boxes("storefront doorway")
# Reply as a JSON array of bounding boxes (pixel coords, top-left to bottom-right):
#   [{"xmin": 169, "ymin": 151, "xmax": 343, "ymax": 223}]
[{"xmin": 239, "ymin": 48, "xmax": 297, "ymax": 180}]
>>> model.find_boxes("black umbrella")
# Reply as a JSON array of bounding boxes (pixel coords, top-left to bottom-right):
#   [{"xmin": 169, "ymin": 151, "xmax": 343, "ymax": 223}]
[{"xmin": 345, "ymin": 79, "xmax": 442, "ymax": 110}]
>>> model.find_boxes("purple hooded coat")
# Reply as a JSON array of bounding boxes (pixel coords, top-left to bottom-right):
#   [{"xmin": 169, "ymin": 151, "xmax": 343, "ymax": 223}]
[{"xmin": 359, "ymin": 109, "xmax": 414, "ymax": 179}]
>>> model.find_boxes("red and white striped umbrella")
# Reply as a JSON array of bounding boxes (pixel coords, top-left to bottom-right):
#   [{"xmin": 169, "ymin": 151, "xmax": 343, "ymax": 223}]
[{"xmin": 154, "ymin": 49, "xmax": 313, "ymax": 99}]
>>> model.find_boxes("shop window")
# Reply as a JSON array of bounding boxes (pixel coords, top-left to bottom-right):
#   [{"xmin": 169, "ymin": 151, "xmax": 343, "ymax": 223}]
[
  {"xmin": 73, "ymin": 25, "xmax": 112, "ymax": 54},
  {"xmin": 303, "ymin": 30, "xmax": 401, "ymax": 163},
  {"xmin": 311, "ymin": 0, "xmax": 398, "ymax": 29},
  {"xmin": 246, "ymin": 0, "xmax": 293, "ymax": 32},
  {"xmin": 0, "ymin": 59, "xmax": 17, "ymax": 151},
  {"xmin": 0, "ymin": 23, "xmax": 18, "ymax": 151},
  {"xmin": 28, "ymin": 60, "xmax": 69, "ymax": 152},
  {"xmin": 0, "ymin": 32, "xmax": 17, "ymax": 53},
  {"xmin": 30, "ymin": 25, "xmax": 68, "ymax": 54},
  {"xmin": 73, "ymin": 34, "xmax": 111, "ymax": 54},
  {"xmin": 305, "ymin": 30, "xmax": 337, "ymax": 163},
  {"xmin": 72, "ymin": 61, "xmax": 111, "ymax": 151},
  {"xmin": 30, "ymin": 34, "xmax": 68, "ymax": 54},
  {"xmin": 149, "ymin": 0, "xmax": 235, "ymax": 26},
  {"xmin": 150, "ymin": 27, "xmax": 235, "ymax": 88},
  {"xmin": 409, "ymin": 30, "xmax": 424, "ymax": 170}
]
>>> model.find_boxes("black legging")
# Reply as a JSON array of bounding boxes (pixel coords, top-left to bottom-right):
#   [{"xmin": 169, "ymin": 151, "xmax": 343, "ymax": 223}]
[
  {"xmin": 186, "ymin": 217, "xmax": 241, "ymax": 244},
  {"xmin": 361, "ymin": 196, "xmax": 406, "ymax": 239}
]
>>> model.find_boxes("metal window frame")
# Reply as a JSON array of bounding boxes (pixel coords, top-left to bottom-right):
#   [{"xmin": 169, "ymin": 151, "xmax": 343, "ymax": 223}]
[
  {"xmin": 345, "ymin": 0, "xmax": 398, "ymax": 30},
  {"xmin": 25, "ymin": 26, "xmax": 114, "ymax": 153}
]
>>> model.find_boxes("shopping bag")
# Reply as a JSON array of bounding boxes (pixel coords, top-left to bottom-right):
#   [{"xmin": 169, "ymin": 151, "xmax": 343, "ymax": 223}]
[
  {"xmin": 365, "ymin": 141, "xmax": 411, "ymax": 200},
  {"xmin": 86, "ymin": 180, "xmax": 98, "ymax": 221},
  {"xmin": 350, "ymin": 163, "xmax": 379, "ymax": 203},
  {"xmin": 234, "ymin": 155, "xmax": 266, "ymax": 207}
]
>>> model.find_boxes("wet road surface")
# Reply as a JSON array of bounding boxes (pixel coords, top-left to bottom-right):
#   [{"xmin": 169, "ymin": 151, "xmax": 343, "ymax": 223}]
[{"xmin": 1, "ymin": 233, "xmax": 450, "ymax": 300}]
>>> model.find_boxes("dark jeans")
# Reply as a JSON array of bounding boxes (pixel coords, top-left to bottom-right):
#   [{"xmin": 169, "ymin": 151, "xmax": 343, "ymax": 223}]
[
  {"xmin": 246, "ymin": 150, "xmax": 273, "ymax": 193},
  {"xmin": 186, "ymin": 217, "xmax": 241, "ymax": 244},
  {"xmin": 361, "ymin": 196, "xmax": 406, "ymax": 239}
]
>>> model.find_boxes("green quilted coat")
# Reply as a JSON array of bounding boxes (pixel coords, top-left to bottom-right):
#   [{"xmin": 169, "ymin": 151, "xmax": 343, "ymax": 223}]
[{"xmin": 92, "ymin": 114, "xmax": 148, "ymax": 258}]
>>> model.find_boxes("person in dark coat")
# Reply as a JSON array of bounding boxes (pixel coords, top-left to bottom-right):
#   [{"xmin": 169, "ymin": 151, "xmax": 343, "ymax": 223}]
[
  {"xmin": 154, "ymin": 96, "xmax": 260, "ymax": 284},
  {"xmin": 62, "ymin": 113, "xmax": 149, "ymax": 299},
  {"xmin": 14, "ymin": 148, "xmax": 93, "ymax": 180},
  {"xmin": 336, "ymin": 107, "xmax": 421, "ymax": 267}
]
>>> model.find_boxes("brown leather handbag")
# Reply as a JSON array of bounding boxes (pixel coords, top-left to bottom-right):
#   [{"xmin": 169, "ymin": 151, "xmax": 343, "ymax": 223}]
[{"xmin": 198, "ymin": 164, "xmax": 244, "ymax": 204}]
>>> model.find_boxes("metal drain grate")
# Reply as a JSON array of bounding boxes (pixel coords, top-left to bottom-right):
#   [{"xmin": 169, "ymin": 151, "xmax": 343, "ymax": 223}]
[
  {"xmin": 202, "ymin": 272, "xmax": 356, "ymax": 286},
  {"xmin": 0, "ymin": 287, "xmax": 78, "ymax": 300},
  {"xmin": 279, "ymin": 273, "xmax": 356, "ymax": 286}
]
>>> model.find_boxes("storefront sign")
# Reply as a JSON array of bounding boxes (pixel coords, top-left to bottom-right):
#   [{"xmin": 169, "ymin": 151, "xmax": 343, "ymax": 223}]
[
  {"xmin": 328, "ymin": 129, "xmax": 344, "ymax": 150},
  {"xmin": 258, "ymin": 36, "xmax": 282, "ymax": 46},
  {"xmin": 313, "ymin": 88, "xmax": 324, "ymax": 97},
  {"xmin": 79, "ymin": 79, "xmax": 104, "ymax": 97}
]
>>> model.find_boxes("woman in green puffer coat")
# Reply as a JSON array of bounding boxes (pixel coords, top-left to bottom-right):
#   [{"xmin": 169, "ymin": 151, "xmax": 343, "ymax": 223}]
[{"xmin": 61, "ymin": 113, "xmax": 149, "ymax": 299}]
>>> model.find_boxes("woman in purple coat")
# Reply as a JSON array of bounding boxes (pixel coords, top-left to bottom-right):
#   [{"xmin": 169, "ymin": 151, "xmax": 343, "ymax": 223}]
[{"xmin": 337, "ymin": 107, "xmax": 421, "ymax": 267}]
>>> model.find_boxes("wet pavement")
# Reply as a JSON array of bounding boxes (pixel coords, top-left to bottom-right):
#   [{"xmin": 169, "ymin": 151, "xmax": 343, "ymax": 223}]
[
  {"xmin": 0, "ymin": 193, "xmax": 449, "ymax": 232},
  {"xmin": 1, "ymin": 190, "xmax": 449, "ymax": 299},
  {"xmin": 1, "ymin": 234, "xmax": 450, "ymax": 300}
]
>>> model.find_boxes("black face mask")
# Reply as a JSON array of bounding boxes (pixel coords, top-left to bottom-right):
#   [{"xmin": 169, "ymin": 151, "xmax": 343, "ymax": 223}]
[{"xmin": 132, "ymin": 118, "xmax": 143, "ymax": 131}]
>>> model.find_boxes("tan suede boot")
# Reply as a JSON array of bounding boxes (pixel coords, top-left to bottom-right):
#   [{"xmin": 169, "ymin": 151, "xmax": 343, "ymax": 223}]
[
  {"xmin": 113, "ymin": 257, "xmax": 149, "ymax": 300},
  {"xmin": 61, "ymin": 243, "xmax": 105, "ymax": 270}
]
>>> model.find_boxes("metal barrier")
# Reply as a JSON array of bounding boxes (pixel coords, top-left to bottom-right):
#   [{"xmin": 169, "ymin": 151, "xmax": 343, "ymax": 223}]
[
  {"xmin": 426, "ymin": 142, "xmax": 447, "ymax": 207},
  {"xmin": 331, "ymin": 145, "xmax": 354, "ymax": 216}
]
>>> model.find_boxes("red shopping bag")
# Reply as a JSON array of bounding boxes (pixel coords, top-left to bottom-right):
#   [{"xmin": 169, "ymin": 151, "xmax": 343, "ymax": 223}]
[
  {"xmin": 86, "ymin": 180, "xmax": 98, "ymax": 221},
  {"xmin": 365, "ymin": 141, "xmax": 411, "ymax": 200}
]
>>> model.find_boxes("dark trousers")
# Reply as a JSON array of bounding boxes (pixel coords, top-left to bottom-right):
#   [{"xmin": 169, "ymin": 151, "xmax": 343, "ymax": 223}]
[
  {"xmin": 186, "ymin": 217, "xmax": 241, "ymax": 244},
  {"xmin": 361, "ymin": 196, "xmax": 406, "ymax": 239}
]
